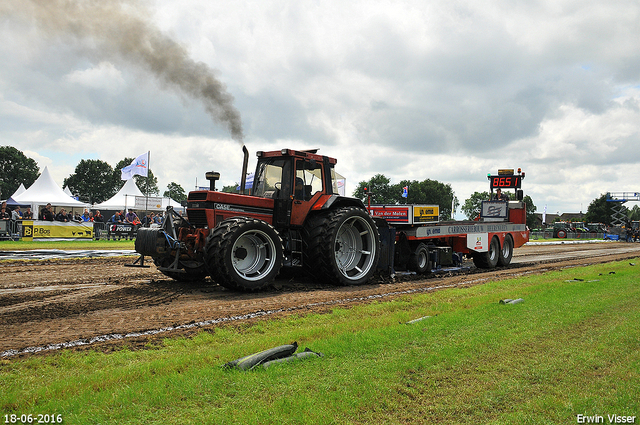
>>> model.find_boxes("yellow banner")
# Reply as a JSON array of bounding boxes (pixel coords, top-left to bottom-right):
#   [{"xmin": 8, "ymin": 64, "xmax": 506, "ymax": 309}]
[
  {"xmin": 413, "ymin": 205, "xmax": 439, "ymax": 222},
  {"xmin": 25, "ymin": 221, "xmax": 93, "ymax": 239}
]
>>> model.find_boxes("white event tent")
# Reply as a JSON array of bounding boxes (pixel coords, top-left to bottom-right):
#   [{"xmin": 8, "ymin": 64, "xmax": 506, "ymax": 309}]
[
  {"xmin": 11, "ymin": 183, "xmax": 27, "ymax": 198},
  {"xmin": 92, "ymin": 178, "xmax": 144, "ymax": 211},
  {"xmin": 92, "ymin": 179, "xmax": 184, "ymax": 213},
  {"xmin": 11, "ymin": 167, "xmax": 90, "ymax": 216}
]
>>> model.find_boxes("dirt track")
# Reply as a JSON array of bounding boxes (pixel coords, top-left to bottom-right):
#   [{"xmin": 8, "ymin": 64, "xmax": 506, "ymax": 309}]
[{"xmin": 2, "ymin": 242, "xmax": 640, "ymax": 357}]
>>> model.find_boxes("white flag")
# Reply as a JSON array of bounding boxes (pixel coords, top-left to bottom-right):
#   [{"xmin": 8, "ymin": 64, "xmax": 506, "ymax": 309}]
[{"xmin": 121, "ymin": 152, "xmax": 149, "ymax": 180}]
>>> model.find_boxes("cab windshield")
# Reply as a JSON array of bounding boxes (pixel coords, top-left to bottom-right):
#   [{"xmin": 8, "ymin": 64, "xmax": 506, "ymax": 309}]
[{"xmin": 252, "ymin": 158, "xmax": 289, "ymax": 199}]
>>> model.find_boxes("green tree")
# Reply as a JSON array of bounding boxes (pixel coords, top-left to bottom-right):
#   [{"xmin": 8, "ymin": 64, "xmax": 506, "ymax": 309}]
[
  {"xmin": 136, "ymin": 170, "xmax": 159, "ymax": 196},
  {"xmin": 628, "ymin": 205, "xmax": 640, "ymax": 221},
  {"xmin": 113, "ymin": 158, "xmax": 133, "ymax": 191},
  {"xmin": 584, "ymin": 194, "xmax": 618, "ymax": 225},
  {"xmin": 114, "ymin": 157, "xmax": 159, "ymax": 196},
  {"xmin": 163, "ymin": 182, "xmax": 187, "ymax": 202},
  {"xmin": 461, "ymin": 191, "xmax": 490, "ymax": 220},
  {"xmin": 0, "ymin": 146, "xmax": 39, "ymax": 199},
  {"xmin": 222, "ymin": 184, "xmax": 238, "ymax": 193},
  {"xmin": 353, "ymin": 174, "xmax": 396, "ymax": 204},
  {"xmin": 523, "ymin": 195, "xmax": 537, "ymax": 229},
  {"xmin": 393, "ymin": 179, "xmax": 458, "ymax": 220},
  {"xmin": 63, "ymin": 159, "xmax": 119, "ymax": 204},
  {"xmin": 354, "ymin": 174, "xmax": 458, "ymax": 220}
]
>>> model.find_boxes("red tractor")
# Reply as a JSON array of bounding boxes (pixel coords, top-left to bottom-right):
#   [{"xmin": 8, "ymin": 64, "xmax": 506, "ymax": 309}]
[{"xmin": 135, "ymin": 147, "xmax": 381, "ymax": 291}]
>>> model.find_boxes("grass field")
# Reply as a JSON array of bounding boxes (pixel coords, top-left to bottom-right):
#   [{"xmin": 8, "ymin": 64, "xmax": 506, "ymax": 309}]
[{"xmin": 1, "ymin": 259, "xmax": 638, "ymax": 424}]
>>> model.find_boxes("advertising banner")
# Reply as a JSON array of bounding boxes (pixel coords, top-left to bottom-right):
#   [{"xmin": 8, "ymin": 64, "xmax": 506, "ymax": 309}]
[
  {"xmin": 25, "ymin": 221, "xmax": 93, "ymax": 239},
  {"xmin": 466, "ymin": 233, "xmax": 488, "ymax": 252},
  {"xmin": 134, "ymin": 196, "xmax": 163, "ymax": 211},
  {"xmin": 413, "ymin": 205, "xmax": 439, "ymax": 223},
  {"xmin": 369, "ymin": 206, "xmax": 410, "ymax": 223},
  {"xmin": 369, "ymin": 205, "xmax": 440, "ymax": 224},
  {"xmin": 481, "ymin": 201, "xmax": 508, "ymax": 220}
]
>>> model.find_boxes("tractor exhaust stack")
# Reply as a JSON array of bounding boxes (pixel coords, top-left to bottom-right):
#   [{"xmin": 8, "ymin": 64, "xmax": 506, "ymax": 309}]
[{"xmin": 240, "ymin": 145, "xmax": 249, "ymax": 194}]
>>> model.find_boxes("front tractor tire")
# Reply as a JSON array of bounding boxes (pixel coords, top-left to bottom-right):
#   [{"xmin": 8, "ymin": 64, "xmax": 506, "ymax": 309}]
[
  {"xmin": 205, "ymin": 217, "xmax": 283, "ymax": 291},
  {"xmin": 304, "ymin": 207, "xmax": 380, "ymax": 286}
]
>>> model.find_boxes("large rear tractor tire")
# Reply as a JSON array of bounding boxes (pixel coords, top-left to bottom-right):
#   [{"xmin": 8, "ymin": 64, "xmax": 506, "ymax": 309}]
[
  {"xmin": 303, "ymin": 207, "xmax": 380, "ymax": 285},
  {"xmin": 204, "ymin": 217, "xmax": 283, "ymax": 291},
  {"xmin": 472, "ymin": 236, "xmax": 500, "ymax": 269},
  {"xmin": 497, "ymin": 235, "xmax": 514, "ymax": 267}
]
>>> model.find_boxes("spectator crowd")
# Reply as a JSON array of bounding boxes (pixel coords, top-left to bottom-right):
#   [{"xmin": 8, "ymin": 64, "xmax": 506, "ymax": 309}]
[{"xmin": 0, "ymin": 201, "xmax": 162, "ymax": 225}]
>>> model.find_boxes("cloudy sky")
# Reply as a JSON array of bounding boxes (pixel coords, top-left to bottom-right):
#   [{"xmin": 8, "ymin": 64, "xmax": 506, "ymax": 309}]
[{"xmin": 1, "ymin": 0, "xmax": 639, "ymax": 218}]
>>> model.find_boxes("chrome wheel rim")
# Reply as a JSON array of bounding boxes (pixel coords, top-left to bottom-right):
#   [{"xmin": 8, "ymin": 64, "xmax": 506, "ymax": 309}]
[
  {"xmin": 231, "ymin": 230, "xmax": 277, "ymax": 281},
  {"xmin": 334, "ymin": 216, "xmax": 377, "ymax": 280}
]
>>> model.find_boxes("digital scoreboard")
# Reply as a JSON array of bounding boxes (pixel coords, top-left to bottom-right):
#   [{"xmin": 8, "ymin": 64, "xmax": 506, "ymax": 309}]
[
  {"xmin": 489, "ymin": 175, "xmax": 522, "ymax": 189},
  {"xmin": 488, "ymin": 169, "xmax": 524, "ymax": 189}
]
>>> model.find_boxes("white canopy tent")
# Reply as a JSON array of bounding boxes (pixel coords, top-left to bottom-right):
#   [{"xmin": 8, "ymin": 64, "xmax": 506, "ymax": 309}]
[
  {"xmin": 11, "ymin": 167, "xmax": 90, "ymax": 215},
  {"xmin": 92, "ymin": 179, "xmax": 184, "ymax": 213},
  {"xmin": 162, "ymin": 197, "xmax": 185, "ymax": 213},
  {"xmin": 11, "ymin": 183, "xmax": 27, "ymax": 198},
  {"xmin": 92, "ymin": 178, "xmax": 144, "ymax": 211}
]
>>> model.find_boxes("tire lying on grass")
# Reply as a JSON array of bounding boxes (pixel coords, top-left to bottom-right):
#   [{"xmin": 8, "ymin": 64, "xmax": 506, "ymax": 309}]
[
  {"xmin": 223, "ymin": 342, "xmax": 298, "ymax": 370},
  {"xmin": 222, "ymin": 342, "xmax": 324, "ymax": 370}
]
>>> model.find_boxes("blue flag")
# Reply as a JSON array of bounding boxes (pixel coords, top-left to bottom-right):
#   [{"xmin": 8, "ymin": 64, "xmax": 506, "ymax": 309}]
[{"xmin": 402, "ymin": 186, "xmax": 408, "ymax": 198}]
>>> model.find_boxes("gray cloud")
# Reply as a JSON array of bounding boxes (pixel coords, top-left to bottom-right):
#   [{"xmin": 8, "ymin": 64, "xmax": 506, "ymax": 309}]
[
  {"xmin": 0, "ymin": 0, "xmax": 639, "ymax": 217},
  {"xmin": 1, "ymin": 0, "xmax": 243, "ymax": 142}
]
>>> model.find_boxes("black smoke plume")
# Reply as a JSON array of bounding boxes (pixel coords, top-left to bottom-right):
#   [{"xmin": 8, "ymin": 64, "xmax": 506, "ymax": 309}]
[{"xmin": 2, "ymin": 0, "xmax": 243, "ymax": 142}]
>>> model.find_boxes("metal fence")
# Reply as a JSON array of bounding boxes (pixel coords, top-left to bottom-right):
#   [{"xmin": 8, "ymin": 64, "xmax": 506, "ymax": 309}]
[
  {"xmin": 93, "ymin": 222, "xmax": 108, "ymax": 240},
  {"xmin": 0, "ymin": 220, "xmax": 20, "ymax": 241}
]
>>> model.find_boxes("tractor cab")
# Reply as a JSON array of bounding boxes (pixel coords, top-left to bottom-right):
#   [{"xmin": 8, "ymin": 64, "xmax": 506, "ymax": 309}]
[{"xmin": 252, "ymin": 149, "xmax": 341, "ymax": 228}]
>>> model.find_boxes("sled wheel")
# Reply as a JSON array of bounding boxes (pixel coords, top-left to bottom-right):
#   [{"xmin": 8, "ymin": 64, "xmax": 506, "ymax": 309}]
[
  {"xmin": 472, "ymin": 236, "xmax": 500, "ymax": 269},
  {"xmin": 497, "ymin": 235, "xmax": 514, "ymax": 267},
  {"xmin": 409, "ymin": 243, "xmax": 431, "ymax": 274}
]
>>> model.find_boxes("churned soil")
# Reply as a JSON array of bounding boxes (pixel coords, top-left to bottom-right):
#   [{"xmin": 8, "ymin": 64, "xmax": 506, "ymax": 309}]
[{"xmin": 1, "ymin": 242, "xmax": 639, "ymax": 357}]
